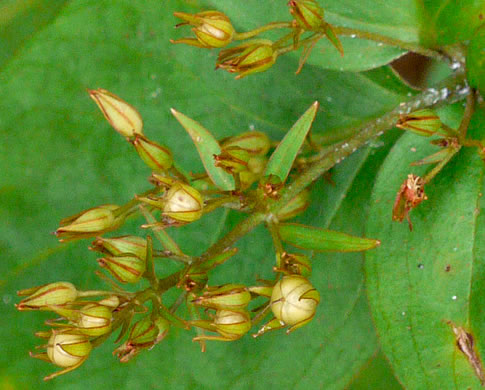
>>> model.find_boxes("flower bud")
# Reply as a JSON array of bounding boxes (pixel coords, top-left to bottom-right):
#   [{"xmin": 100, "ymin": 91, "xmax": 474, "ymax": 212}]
[
  {"xmin": 214, "ymin": 147, "xmax": 251, "ymax": 174},
  {"xmin": 271, "ymin": 275, "xmax": 320, "ymax": 327},
  {"xmin": 396, "ymin": 109, "xmax": 442, "ymax": 137},
  {"xmin": 192, "ymin": 284, "xmax": 251, "ymax": 311},
  {"xmin": 132, "ymin": 135, "xmax": 173, "ymax": 171},
  {"xmin": 392, "ymin": 174, "xmax": 427, "ymax": 231},
  {"xmin": 239, "ymin": 156, "xmax": 268, "ymax": 190},
  {"xmin": 90, "ymin": 235, "xmax": 147, "ymax": 259},
  {"xmin": 88, "ymin": 88, "xmax": 143, "ymax": 138},
  {"xmin": 76, "ymin": 304, "xmax": 113, "ymax": 336},
  {"xmin": 217, "ymin": 40, "xmax": 278, "ymax": 79},
  {"xmin": 127, "ymin": 316, "xmax": 159, "ymax": 347},
  {"xmin": 163, "ymin": 183, "xmax": 203, "ymax": 223},
  {"xmin": 221, "ymin": 131, "xmax": 271, "ymax": 156},
  {"xmin": 16, "ymin": 282, "xmax": 78, "ymax": 311},
  {"xmin": 55, "ymin": 205, "xmax": 124, "ymax": 242},
  {"xmin": 47, "ymin": 331, "xmax": 92, "ymax": 368},
  {"xmin": 213, "ymin": 309, "xmax": 252, "ymax": 340},
  {"xmin": 288, "ymin": 0, "xmax": 325, "ymax": 30},
  {"xmin": 97, "ymin": 254, "xmax": 146, "ymax": 284},
  {"xmin": 259, "ymin": 174, "xmax": 284, "ymax": 200},
  {"xmin": 276, "ymin": 189, "xmax": 310, "ymax": 221},
  {"xmin": 172, "ymin": 11, "xmax": 235, "ymax": 48}
]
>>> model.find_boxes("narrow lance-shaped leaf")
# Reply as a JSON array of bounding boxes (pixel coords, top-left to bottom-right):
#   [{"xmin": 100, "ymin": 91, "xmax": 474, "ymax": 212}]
[
  {"xmin": 171, "ymin": 108, "xmax": 235, "ymax": 191},
  {"xmin": 264, "ymin": 101, "xmax": 319, "ymax": 183},
  {"xmin": 278, "ymin": 223, "xmax": 380, "ymax": 252}
]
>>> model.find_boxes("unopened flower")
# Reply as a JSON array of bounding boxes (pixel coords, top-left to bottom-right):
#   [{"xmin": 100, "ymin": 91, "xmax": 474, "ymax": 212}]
[
  {"xmin": 221, "ymin": 131, "xmax": 271, "ymax": 156},
  {"xmin": 16, "ymin": 282, "xmax": 78, "ymax": 311},
  {"xmin": 214, "ymin": 146, "xmax": 250, "ymax": 174},
  {"xmin": 97, "ymin": 254, "xmax": 146, "ymax": 284},
  {"xmin": 55, "ymin": 205, "xmax": 124, "ymax": 242},
  {"xmin": 288, "ymin": 0, "xmax": 325, "ymax": 30},
  {"xmin": 271, "ymin": 275, "xmax": 320, "ymax": 329},
  {"xmin": 172, "ymin": 11, "xmax": 235, "ymax": 48},
  {"xmin": 132, "ymin": 135, "xmax": 173, "ymax": 171},
  {"xmin": 90, "ymin": 235, "xmax": 147, "ymax": 259},
  {"xmin": 217, "ymin": 40, "xmax": 278, "ymax": 79},
  {"xmin": 396, "ymin": 109, "xmax": 443, "ymax": 137},
  {"xmin": 114, "ymin": 316, "xmax": 170, "ymax": 362},
  {"xmin": 192, "ymin": 284, "xmax": 251, "ymax": 311},
  {"xmin": 88, "ymin": 88, "xmax": 143, "ymax": 138}
]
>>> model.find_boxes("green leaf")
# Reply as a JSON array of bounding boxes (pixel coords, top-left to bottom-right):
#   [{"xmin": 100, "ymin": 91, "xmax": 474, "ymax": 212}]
[
  {"xmin": 365, "ymin": 107, "xmax": 485, "ymax": 389},
  {"xmin": 171, "ymin": 108, "xmax": 235, "ymax": 191},
  {"xmin": 264, "ymin": 101, "xmax": 318, "ymax": 182},
  {"xmin": 419, "ymin": 0, "xmax": 485, "ymax": 46},
  {"xmin": 347, "ymin": 352, "xmax": 403, "ymax": 390},
  {"xmin": 299, "ymin": 38, "xmax": 405, "ymax": 72},
  {"xmin": 467, "ymin": 24, "xmax": 485, "ymax": 97},
  {"xmin": 278, "ymin": 223, "xmax": 380, "ymax": 252},
  {"xmin": 0, "ymin": 0, "xmax": 68, "ymax": 68}
]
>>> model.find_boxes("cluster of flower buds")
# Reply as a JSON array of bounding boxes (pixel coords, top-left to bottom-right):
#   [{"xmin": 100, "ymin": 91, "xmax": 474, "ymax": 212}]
[
  {"xmin": 169, "ymin": 1, "xmax": 346, "ymax": 79},
  {"xmin": 16, "ymin": 282, "xmax": 124, "ymax": 380},
  {"xmin": 216, "ymin": 130, "xmax": 271, "ymax": 188},
  {"xmin": 89, "ymin": 88, "xmax": 173, "ymax": 172}
]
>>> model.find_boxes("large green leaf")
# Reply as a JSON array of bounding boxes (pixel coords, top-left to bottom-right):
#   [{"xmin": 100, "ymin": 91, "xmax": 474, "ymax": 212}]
[
  {"xmin": 366, "ymin": 107, "xmax": 485, "ymax": 389},
  {"xmin": 418, "ymin": 0, "xmax": 485, "ymax": 47},
  {"xmin": 467, "ymin": 24, "xmax": 485, "ymax": 96},
  {"xmin": 0, "ymin": 0, "xmax": 415, "ymax": 389}
]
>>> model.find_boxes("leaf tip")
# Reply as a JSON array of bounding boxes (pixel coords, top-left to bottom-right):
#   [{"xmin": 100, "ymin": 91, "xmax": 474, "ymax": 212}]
[{"xmin": 170, "ymin": 108, "xmax": 178, "ymax": 116}]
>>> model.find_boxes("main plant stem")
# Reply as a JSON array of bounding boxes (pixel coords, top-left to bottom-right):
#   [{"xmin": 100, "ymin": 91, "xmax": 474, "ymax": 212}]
[{"xmin": 200, "ymin": 71, "xmax": 469, "ymax": 262}]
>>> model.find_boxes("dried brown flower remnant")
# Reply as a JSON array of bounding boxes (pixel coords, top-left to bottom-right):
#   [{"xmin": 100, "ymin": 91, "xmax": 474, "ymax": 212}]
[{"xmin": 392, "ymin": 174, "xmax": 427, "ymax": 231}]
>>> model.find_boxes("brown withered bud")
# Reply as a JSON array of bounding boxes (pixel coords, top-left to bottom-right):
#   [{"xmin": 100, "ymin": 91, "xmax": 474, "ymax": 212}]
[{"xmin": 392, "ymin": 174, "xmax": 427, "ymax": 231}]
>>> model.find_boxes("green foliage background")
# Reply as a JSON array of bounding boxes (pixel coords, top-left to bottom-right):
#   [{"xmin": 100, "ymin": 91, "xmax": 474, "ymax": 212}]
[{"xmin": 0, "ymin": 0, "xmax": 483, "ymax": 389}]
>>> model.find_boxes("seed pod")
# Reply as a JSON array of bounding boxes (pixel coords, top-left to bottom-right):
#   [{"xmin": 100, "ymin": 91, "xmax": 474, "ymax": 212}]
[
  {"xmin": 47, "ymin": 331, "xmax": 92, "ymax": 368},
  {"xmin": 172, "ymin": 11, "xmax": 235, "ymax": 48},
  {"xmin": 213, "ymin": 309, "xmax": 252, "ymax": 340},
  {"xmin": 90, "ymin": 235, "xmax": 147, "ymax": 259},
  {"xmin": 132, "ymin": 135, "xmax": 173, "ymax": 171},
  {"xmin": 55, "ymin": 205, "xmax": 124, "ymax": 242},
  {"xmin": 77, "ymin": 304, "xmax": 113, "ymax": 336},
  {"xmin": 163, "ymin": 183, "xmax": 203, "ymax": 223},
  {"xmin": 217, "ymin": 40, "xmax": 278, "ymax": 79},
  {"xmin": 192, "ymin": 284, "xmax": 251, "ymax": 311},
  {"xmin": 271, "ymin": 275, "xmax": 320, "ymax": 327}
]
